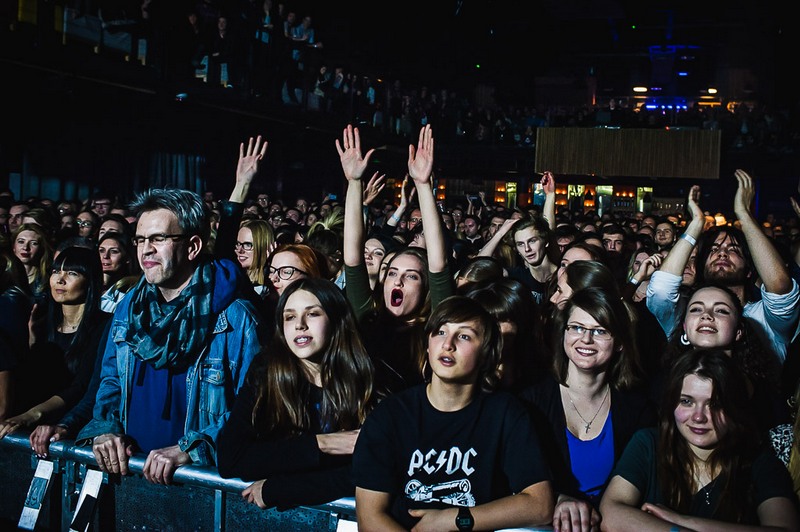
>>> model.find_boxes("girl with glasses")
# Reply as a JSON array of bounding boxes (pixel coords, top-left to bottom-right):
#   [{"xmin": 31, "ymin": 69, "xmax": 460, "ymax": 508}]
[{"xmin": 520, "ymin": 286, "xmax": 655, "ymax": 532}]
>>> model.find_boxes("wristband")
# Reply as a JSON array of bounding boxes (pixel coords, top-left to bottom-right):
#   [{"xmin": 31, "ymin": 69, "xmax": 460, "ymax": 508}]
[
  {"xmin": 629, "ymin": 277, "xmax": 640, "ymax": 286},
  {"xmin": 680, "ymin": 233, "xmax": 697, "ymax": 247},
  {"xmin": 389, "ymin": 213, "xmax": 400, "ymax": 223}
]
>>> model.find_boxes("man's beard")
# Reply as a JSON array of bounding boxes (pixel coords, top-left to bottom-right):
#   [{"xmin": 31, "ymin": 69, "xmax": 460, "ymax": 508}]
[{"xmin": 704, "ymin": 263, "xmax": 748, "ymax": 286}]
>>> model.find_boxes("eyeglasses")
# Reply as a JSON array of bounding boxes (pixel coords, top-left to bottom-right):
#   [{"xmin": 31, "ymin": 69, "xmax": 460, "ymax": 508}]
[
  {"xmin": 565, "ymin": 324, "xmax": 612, "ymax": 341},
  {"xmin": 235, "ymin": 241, "xmax": 254, "ymax": 251},
  {"xmin": 77, "ymin": 220, "xmax": 95, "ymax": 227},
  {"xmin": 409, "ymin": 218, "xmax": 422, "ymax": 224},
  {"xmin": 268, "ymin": 265, "xmax": 307, "ymax": 280},
  {"xmin": 132, "ymin": 233, "xmax": 187, "ymax": 246}
]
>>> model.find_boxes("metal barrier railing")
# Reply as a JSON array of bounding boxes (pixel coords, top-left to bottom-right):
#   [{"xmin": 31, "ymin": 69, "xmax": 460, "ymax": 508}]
[
  {"xmin": 0, "ymin": 431, "xmax": 357, "ymax": 531},
  {"xmin": 1, "ymin": 431, "xmax": 552, "ymax": 531}
]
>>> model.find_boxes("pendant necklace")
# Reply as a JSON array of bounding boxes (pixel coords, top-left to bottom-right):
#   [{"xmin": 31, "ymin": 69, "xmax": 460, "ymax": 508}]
[{"xmin": 568, "ymin": 386, "xmax": 610, "ymax": 434}]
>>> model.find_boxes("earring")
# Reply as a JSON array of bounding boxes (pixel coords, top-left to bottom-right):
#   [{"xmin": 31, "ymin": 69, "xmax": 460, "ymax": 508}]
[{"xmin": 680, "ymin": 333, "xmax": 691, "ymax": 346}]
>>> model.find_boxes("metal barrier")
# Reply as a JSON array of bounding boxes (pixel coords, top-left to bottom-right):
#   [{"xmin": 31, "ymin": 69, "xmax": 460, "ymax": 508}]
[
  {"xmin": 0, "ymin": 431, "xmax": 357, "ymax": 531},
  {"xmin": 1, "ymin": 432, "xmax": 552, "ymax": 531}
]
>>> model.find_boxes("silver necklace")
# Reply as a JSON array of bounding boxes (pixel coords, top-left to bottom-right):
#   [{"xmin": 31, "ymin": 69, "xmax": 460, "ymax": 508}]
[{"xmin": 567, "ymin": 386, "xmax": 610, "ymax": 434}]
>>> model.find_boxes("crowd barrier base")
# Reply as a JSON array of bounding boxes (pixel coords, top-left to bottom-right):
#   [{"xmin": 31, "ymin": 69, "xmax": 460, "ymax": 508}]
[{"xmin": 0, "ymin": 432, "xmax": 552, "ymax": 531}]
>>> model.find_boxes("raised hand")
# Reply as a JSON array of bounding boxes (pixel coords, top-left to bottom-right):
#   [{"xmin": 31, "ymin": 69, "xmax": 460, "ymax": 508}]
[
  {"xmin": 363, "ymin": 172, "xmax": 386, "ymax": 206},
  {"xmin": 236, "ymin": 135, "xmax": 268, "ymax": 189},
  {"xmin": 407, "ymin": 124, "xmax": 434, "ymax": 185},
  {"xmin": 335, "ymin": 124, "xmax": 375, "ymax": 181},
  {"xmin": 541, "ymin": 171, "xmax": 556, "ymax": 195},
  {"xmin": 686, "ymin": 185, "xmax": 703, "ymax": 222},
  {"xmin": 733, "ymin": 169, "xmax": 756, "ymax": 218},
  {"xmin": 398, "ymin": 175, "xmax": 415, "ymax": 210}
]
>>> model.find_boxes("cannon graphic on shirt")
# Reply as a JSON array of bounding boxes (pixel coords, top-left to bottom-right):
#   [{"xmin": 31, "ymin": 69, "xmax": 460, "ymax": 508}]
[{"xmin": 404, "ymin": 479, "xmax": 475, "ymax": 506}]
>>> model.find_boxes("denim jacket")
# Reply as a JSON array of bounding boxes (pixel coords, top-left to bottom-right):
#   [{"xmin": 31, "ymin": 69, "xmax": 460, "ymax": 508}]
[{"xmin": 76, "ymin": 286, "xmax": 266, "ymax": 466}]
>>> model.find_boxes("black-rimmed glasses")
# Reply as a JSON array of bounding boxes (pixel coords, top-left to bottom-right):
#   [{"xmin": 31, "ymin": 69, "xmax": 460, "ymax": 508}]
[
  {"xmin": 268, "ymin": 265, "xmax": 307, "ymax": 280},
  {"xmin": 235, "ymin": 241, "xmax": 254, "ymax": 251},
  {"xmin": 132, "ymin": 233, "xmax": 187, "ymax": 246}
]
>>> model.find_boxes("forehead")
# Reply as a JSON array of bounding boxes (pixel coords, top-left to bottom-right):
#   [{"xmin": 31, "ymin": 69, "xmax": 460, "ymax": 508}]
[
  {"xmin": 365, "ymin": 238, "xmax": 385, "ymax": 250},
  {"xmin": 490, "ymin": 217, "xmax": 504, "ymax": 224},
  {"xmin": 137, "ymin": 208, "xmax": 179, "ymax": 231},
  {"xmin": 681, "ymin": 374, "xmax": 713, "ymax": 396},
  {"xmin": 16, "ymin": 230, "xmax": 39, "ymax": 240},
  {"xmin": 689, "ymin": 287, "xmax": 736, "ymax": 306},
  {"xmin": 271, "ymin": 251, "xmax": 303, "ymax": 267},
  {"xmin": 237, "ymin": 226, "xmax": 253, "ymax": 239},
  {"xmin": 514, "ymin": 227, "xmax": 540, "ymax": 240},
  {"xmin": 564, "ymin": 248, "xmax": 593, "ymax": 261},
  {"xmin": 284, "ymin": 289, "xmax": 321, "ymax": 309},
  {"xmin": 10, "ymin": 205, "xmax": 29, "ymax": 214},
  {"xmin": 389, "ymin": 253, "xmax": 423, "ymax": 270},
  {"xmin": 712, "ymin": 231, "xmax": 739, "ymax": 245},
  {"xmin": 102, "ymin": 220, "xmax": 124, "ymax": 229},
  {"xmin": 567, "ymin": 306, "xmax": 600, "ymax": 325},
  {"xmin": 99, "ymin": 237, "xmax": 124, "ymax": 248},
  {"xmin": 656, "ymin": 223, "xmax": 673, "ymax": 231}
]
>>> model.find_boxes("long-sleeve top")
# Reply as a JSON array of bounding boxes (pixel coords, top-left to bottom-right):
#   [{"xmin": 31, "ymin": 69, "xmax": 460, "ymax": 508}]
[
  {"xmin": 519, "ymin": 374, "xmax": 658, "ymax": 502},
  {"xmin": 16, "ymin": 311, "xmax": 112, "ymax": 417},
  {"xmin": 216, "ymin": 377, "xmax": 353, "ymax": 509}
]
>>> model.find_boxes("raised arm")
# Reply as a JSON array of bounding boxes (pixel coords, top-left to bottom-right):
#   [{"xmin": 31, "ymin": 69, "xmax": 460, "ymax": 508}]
[
  {"xmin": 217, "ymin": 135, "xmax": 269, "ymax": 262},
  {"xmin": 478, "ymin": 217, "xmax": 519, "ymax": 257},
  {"xmin": 230, "ymin": 135, "xmax": 268, "ymax": 204},
  {"xmin": 734, "ymin": 169, "xmax": 792, "ymax": 295},
  {"xmin": 338, "ymin": 124, "xmax": 375, "ymax": 268},
  {"xmin": 658, "ymin": 184, "xmax": 704, "ymax": 276},
  {"xmin": 385, "ymin": 175, "xmax": 414, "ymax": 229},
  {"xmin": 541, "ymin": 171, "xmax": 557, "ymax": 230},
  {"xmin": 407, "ymin": 124, "xmax": 447, "ymax": 273}
]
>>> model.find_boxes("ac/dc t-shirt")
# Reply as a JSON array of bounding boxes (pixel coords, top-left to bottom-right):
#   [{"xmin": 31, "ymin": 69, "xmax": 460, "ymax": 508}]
[{"xmin": 352, "ymin": 384, "xmax": 552, "ymax": 529}]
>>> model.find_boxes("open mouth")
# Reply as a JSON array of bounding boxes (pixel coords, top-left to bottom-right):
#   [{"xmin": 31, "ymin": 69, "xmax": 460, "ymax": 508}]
[
  {"xmin": 391, "ymin": 288, "xmax": 404, "ymax": 307},
  {"xmin": 294, "ymin": 336, "xmax": 311, "ymax": 346}
]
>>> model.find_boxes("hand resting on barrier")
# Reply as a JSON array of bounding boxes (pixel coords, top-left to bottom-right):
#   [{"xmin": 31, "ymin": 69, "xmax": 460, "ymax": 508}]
[{"xmin": 92, "ymin": 433, "xmax": 137, "ymax": 476}]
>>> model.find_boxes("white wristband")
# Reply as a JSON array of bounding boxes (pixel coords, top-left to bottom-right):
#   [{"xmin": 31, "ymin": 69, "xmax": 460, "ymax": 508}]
[{"xmin": 680, "ymin": 233, "xmax": 697, "ymax": 247}]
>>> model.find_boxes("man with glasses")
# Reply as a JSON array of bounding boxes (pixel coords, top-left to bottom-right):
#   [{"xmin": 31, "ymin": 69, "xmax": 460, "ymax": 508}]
[{"xmin": 77, "ymin": 188, "xmax": 266, "ymax": 485}]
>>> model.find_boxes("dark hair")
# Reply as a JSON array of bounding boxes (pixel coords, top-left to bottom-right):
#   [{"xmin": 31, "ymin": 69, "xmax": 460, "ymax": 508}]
[
  {"xmin": 48, "ymin": 246, "xmax": 104, "ymax": 372},
  {"xmin": 552, "ymin": 286, "xmax": 643, "ymax": 390},
  {"xmin": 422, "ymin": 295, "xmax": 503, "ymax": 393},
  {"xmin": 129, "ymin": 188, "xmax": 210, "ymax": 246},
  {"xmin": 250, "ymin": 278, "xmax": 374, "ymax": 435},
  {"xmin": 375, "ymin": 246, "xmax": 431, "ymax": 323},
  {"xmin": 455, "ymin": 256, "xmax": 505, "ymax": 288},
  {"xmin": 666, "ymin": 282, "xmax": 779, "ymax": 386},
  {"xmin": 657, "ymin": 348, "xmax": 759, "ymax": 522},
  {"xmin": 694, "ymin": 227, "xmax": 754, "ymax": 291},
  {"xmin": 461, "ymin": 278, "xmax": 544, "ymax": 391}
]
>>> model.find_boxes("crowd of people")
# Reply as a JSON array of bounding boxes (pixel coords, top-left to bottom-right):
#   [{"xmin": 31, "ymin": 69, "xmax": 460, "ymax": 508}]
[{"xmin": 1, "ymin": 123, "xmax": 800, "ymax": 531}]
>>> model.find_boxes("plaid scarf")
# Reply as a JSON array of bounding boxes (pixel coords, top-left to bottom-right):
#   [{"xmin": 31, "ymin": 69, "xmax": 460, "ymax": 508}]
[{"xmin": 125, "ymin": 258, "xmax": 217, "ymax": 372}]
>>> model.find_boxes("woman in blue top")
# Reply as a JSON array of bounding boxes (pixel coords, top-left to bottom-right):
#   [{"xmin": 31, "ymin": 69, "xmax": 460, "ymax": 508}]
[{"xmin": 520, "ymin": 286, "xmax": 656, "ymax": 532}]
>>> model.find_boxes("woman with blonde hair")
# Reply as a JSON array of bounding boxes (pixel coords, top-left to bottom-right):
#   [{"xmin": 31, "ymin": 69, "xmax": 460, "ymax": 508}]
[
  {"xmin": 236, "ymin": 218, "xmax": 275, "ymax": 295},
  {"xmin": 12, "ymin": 222, "xmax": 53, "ymax": 302}
]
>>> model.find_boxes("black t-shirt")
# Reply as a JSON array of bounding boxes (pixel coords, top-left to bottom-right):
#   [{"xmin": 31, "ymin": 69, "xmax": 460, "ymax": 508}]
[{"xmin": 352, "ymin": 384, "xmax": 552, "ymax": 529}]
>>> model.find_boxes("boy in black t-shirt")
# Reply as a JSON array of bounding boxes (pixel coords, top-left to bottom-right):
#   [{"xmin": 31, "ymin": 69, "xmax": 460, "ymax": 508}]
[{"xmin": 353, "ymin": 296, "xmax": 555, "ymax": 530}]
